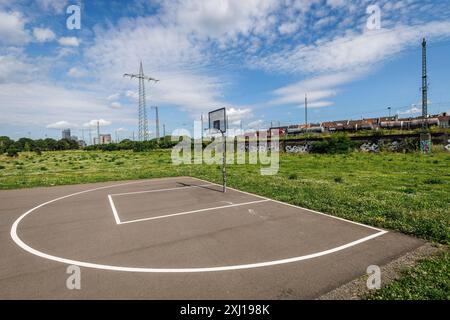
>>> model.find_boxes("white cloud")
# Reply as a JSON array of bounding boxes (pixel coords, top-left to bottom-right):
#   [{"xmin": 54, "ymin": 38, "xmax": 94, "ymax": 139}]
[
  {"xmin": 67, "ymin": 67, "xmax": 87, "ymax": 78},
  {"xmin": 84, "ymin": 0, "xmax": 283, "ymax": 118},
  {"xmin": 398, "ymin": 105, "xmax": 421, "ymax": 115},
  {"xmin": 3, "ymin": 0, "xmax": 450, "ymax": 136},
  {"xmin": 256, "ymin": 19, "xmax": 450, "ymax": 110},
  {"xmin": 278, "ymin": 21, "xmax": 299, "ymax": 35},
  {"xmin": 0, "ymin": 82, "xmax": 119, "ymax": 127},
  {"xmin": 58, "ymin": 37, "xmax": 80, "ymax": 47},
  {"xmin": 151, "ymin": 72, "xmax": 225, "ymax": 114},
  {"xmin": 253, "ymin": 21, "xmax": 450, "ymax": 75},
  {"xmin": 164, "ymin": 0, "xmax": 279, "ymax": 42},
  {"xmin": 0, "ymin": 11, "xmax": 29, "ymax": 45},
  {"xmin": 269, "ymin": 71, "xmax": 364, "ymax": 107},
  {"xmin": 33, "ymin": 27, "xmax": 56, "ymax": 42},
  {"xmin": 107, "ymin": 93, "xmax": 120, "ymax": 101},
  {"xmin": 0, "ymin": 54, "xmax": 36, "ymax": 83},
  {"xmin": 83, "ymin": 119, "xmax": 112, "ymax": 127},
  {"xmin": 46, "ymin": 120, "xmax": 78, "ymax": 129},
  {"xmin": 305, "ymin": 101, "xmax": 334, "ymax": 108},
  {"xmin": 125, "ymin": 90, "xmax": 138, "ymax": 100},
  {"xmin": 35, "ymin": 0, "xmax": 69, "ymax": 13},
  {"xmin": 109, "ymin": 102, "xmax": 122, "ymax": 109},
  {"xmin": 247, "ymin": 119, "xmax": 265, "ymax": 129},
  {"xmin": 326, "ymin": 0, "xmax": 346, "ymax": 9},
  {"xmin": 227, "ymin": 107, "xmax": 253, "ymax": 125}
]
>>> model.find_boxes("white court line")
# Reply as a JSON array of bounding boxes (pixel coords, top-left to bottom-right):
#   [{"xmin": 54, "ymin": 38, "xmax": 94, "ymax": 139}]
[
  {"xmin": 10, "ymin": 177, "xmax": 389, "ymax": 273},
  {"xmin": 191, "ymin": 177, "xmax": 385, "ymax": 233},
  {"xmin": 108, "ymin": 183, "xmax": 220, "ymax": 224},
  {"xmin": 108, "ymin": 195, "xmax": 121, "ymax": 224},
  {"xmin": 119, "ymin": 199, "xmax": 270, "ymax": 225}
]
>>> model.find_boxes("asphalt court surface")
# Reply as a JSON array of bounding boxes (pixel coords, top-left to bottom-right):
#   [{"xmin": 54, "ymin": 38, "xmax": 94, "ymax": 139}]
[{"xmin": 0, "ymin": 176, "xmax": 424, "ymax": 299}]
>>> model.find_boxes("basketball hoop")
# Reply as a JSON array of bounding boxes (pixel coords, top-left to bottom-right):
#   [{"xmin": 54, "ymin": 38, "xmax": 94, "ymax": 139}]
[{"xmin": 208, "ymin": 108, "xmax": 227, "ymax": 192}]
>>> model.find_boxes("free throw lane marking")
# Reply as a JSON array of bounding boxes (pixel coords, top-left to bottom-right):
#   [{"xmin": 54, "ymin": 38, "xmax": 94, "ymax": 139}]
[
  {"xmin": 11, "ymin": 178, "xmax": 388, "ymax": 273},
  {"xmin": 108, "ymin": 195, "xmax": 121, "ymax": 224}
]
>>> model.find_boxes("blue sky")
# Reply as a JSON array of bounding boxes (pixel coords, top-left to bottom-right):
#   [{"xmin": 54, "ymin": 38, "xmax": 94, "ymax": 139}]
[{"xmin": 1, "ymin": 0, "xmax": 450, "ymax": 141}]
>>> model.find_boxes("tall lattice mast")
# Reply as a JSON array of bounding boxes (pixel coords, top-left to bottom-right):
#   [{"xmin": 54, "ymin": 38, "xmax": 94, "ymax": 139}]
[
  {"xmin": 124, "ymin": 62, "xmax": 159, "ymax": 141},
  {"xmin": 421, "ymin": 38, "xmax": 428, "ymax": 128}
]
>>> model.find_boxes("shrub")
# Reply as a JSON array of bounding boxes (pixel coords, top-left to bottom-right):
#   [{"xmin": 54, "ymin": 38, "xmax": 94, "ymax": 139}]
[
  {"xmin": 6, "ymin": 147, "xmax": 19, "ymax": 157},
  {"xmin": 334, "ymin": 176, "xmax": 343, "ymax": 183},
  {"xmin": 310, "ymin": 134, "xmax": 356, "ymax": 154},
  {"xmin": 288, "ymin": 173, "xmax": 298, "ymax": 180},
  {"xmin": 424, "ymin": 178, "xmax": 443, "ymax": 185}
]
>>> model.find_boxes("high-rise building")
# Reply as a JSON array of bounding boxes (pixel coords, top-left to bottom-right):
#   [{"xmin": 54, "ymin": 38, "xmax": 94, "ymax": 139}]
[
  {"xmin": 94, "ymin": 134, "xmax": 112, "ymax": 145},
  {"xmin": 62, "ymin": 129, "xmax": 71, "ymax": 140},
  {"xmin": 100, "ymin": 134, "xmax": 112, "ymax": 144}
]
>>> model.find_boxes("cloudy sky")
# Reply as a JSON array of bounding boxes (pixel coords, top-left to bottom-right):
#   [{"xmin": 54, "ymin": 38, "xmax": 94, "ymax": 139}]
[{"xmin": 1, "ymin": 0, "xmax": 450, "ymax": 140}]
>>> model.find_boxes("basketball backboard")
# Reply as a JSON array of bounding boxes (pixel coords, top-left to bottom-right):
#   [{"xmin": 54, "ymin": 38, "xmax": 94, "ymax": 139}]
[{"xmin": 208, "ymin": 108, "xmax": 226, "ymax": 133}]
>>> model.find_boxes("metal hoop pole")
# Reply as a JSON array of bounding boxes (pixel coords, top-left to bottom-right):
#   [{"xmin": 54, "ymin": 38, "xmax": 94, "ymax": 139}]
[{"xmin": 222, "ymin": 130, "xmax": 227, "ymax": 193}]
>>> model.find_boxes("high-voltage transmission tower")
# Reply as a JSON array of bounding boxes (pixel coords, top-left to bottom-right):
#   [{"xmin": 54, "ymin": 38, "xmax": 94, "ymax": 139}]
[
  {"xmin": 421, "ymin": 38, "xmax": 428, "ymax": 128},
  {"xmin": 124, "ymin": 62, "xmax": 159, "ymax": 141}
]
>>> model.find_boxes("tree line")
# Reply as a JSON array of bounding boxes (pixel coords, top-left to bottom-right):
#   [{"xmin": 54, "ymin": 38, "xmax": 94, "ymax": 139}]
[
  {"xmin": 0, "ymin": 136, "xmax": 179, "ymax": 157},
  {"xmin": 84, "ymin": 137, "xmax": 178, "ymax": 152},
  {"xmin": 0, "ymin": 136, "xmax": 80, "ymax": 157}
]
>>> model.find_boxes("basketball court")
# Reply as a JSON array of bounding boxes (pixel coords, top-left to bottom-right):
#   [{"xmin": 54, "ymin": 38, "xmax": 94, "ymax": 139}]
[{"xmin": 0, "ymin": 176, "xmax": 423, "ymax": 299}]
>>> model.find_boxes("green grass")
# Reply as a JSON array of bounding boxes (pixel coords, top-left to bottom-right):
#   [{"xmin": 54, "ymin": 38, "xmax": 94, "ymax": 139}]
[
  {"xmin": 368, "ymin": 251, "xmax": 450, "ymax": 300},
  {"xmin": 1, "ymin": 149, "xmax": 449, "ymax": 299}
]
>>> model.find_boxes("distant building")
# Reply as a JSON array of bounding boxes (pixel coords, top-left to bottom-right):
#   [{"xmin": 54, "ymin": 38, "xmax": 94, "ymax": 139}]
[
  {"xmin": 100, "ymin": 134, "xmax": 112, "ymax": 144},
  {"xmin": 62, "ymin": 129, "xmax": 71, "ymax": 140},
  {"xmin": 94, "ymin": 134, "xmax": 112, "ymax": 145},
  {"xmin": 438, "ymin": 112, "xmax": 450, "ymax": 128},
  {"xmin": 77, "ymin": 140, "xmax": 87, "ymax": 147}
]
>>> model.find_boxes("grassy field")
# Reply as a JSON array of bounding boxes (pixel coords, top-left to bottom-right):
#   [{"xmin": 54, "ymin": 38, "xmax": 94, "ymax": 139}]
[
  {"xmin": 368, "ymin": 250, "xmax": 450, "ymax": 300},
  {"xmin": 0, "ymin": 149, "xmax": 449, "ymax": 298}
]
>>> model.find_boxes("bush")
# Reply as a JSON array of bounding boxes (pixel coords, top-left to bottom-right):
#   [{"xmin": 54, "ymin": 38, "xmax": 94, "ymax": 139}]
[
  {"xmin": 288, "ymin": 173, "xmax": 298, "ymax": 180},
  {"xmin": 310, "ymin": 134, "xmax": 356, "ymax": 154},
  {"xmin": 424, "ymin": 178, "xmax": 443, "ymax": 185},
  {"xmin": 334, "ymin": 176, "xmax": 343, "ymax": 183},
  {"xmin": 6, "ymin": 147, "xmax": 19, "ymax": 157}
]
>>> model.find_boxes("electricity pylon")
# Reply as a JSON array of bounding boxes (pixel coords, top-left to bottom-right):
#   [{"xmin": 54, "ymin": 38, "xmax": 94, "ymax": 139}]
[
  {"xmin": 124, "ymin": 62, "xmax": 159, "ymax": 141},
  {"xmin": 421, "ymin": 38, "xmax": 428, "ymax": 128}
]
